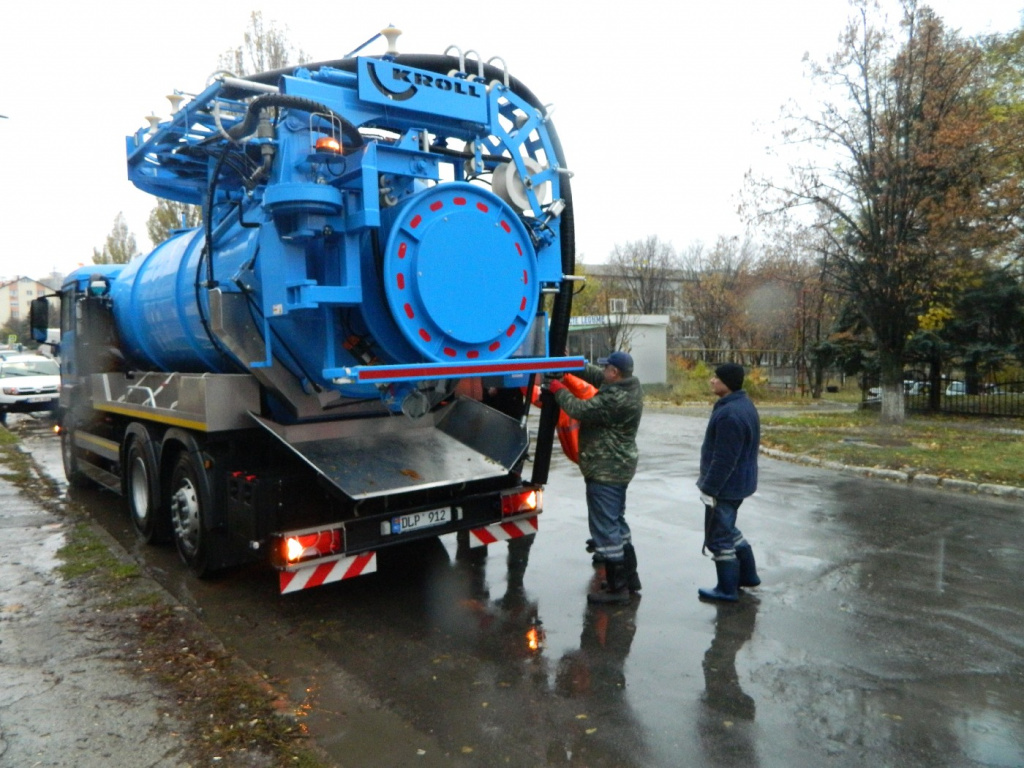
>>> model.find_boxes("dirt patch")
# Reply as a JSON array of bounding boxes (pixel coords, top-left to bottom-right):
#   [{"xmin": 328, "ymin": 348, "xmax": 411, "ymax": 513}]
[
  {"xmin": 839, "ymin": 436, "xmax": 914, "ymax": 448},
  {"xmin": 128, "ymin": 603, "xmax": 321, "ymax": 767}
]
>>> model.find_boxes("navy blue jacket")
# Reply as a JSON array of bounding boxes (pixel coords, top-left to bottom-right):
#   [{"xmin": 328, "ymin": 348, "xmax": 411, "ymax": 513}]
[{"xmin": 698, "ymin": 390, "xmax": 760, "ymax": 500}]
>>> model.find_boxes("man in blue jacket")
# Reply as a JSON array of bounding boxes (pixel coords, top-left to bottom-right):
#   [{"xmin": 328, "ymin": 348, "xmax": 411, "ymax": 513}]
[{"xmin": 697, "ymin": 363, "xmax": 761, "ymax": 602}]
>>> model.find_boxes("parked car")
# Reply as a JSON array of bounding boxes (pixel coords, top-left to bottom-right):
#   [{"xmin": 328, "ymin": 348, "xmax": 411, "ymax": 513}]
[
  {"xmin": 945, "ymin": 381, "xmax": 967, "ymax": 396},
  {"xmin": 0, "ymin": 354, "xmax": 60, "ymax": 423},
  {"xmin": 867, "ymin": 380, "xmax": 928, "ymax": 400},
  {"xmin": 904, "ymin": 380, "xmax": 930, "ymax": 395}
]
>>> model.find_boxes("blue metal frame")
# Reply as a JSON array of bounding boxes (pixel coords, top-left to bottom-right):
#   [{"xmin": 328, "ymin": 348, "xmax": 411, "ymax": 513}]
[{"xmin": 122, "ymin": 54, "xmax": 575, "ymax": 413}]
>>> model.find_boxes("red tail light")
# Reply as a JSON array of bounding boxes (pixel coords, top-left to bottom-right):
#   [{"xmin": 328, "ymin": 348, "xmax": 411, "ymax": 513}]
[
  {"xmin": 272, "ymin": 528, "xmax": 344, "ymax": 567},
  {"xmin": 501, "ymin": 488, "xmax": 541, "ymax": 516}
]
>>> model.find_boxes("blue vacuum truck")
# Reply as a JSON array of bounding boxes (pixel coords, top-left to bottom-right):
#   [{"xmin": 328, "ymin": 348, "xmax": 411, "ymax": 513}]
[{"xmin": 32, "ymin": 29, "xmax": 583, "ymax": 593}]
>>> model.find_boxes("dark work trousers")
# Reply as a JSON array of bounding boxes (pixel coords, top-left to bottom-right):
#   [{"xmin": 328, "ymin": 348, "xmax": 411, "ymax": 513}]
[{"xmin": 585, "ymin": 480, "xmax": 631, "ymax": 563}]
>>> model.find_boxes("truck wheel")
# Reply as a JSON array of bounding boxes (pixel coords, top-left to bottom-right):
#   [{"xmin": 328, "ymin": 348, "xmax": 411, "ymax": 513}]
[
  {"xmin": 169, "ymin": 452, "xmax": 213, "ymax": 577},
  {"xmin": 61, "ymin": 425, "xmax": 91, "ymax": 489},
  {"xmin": 125, "ymin": 436, "xmax": 170, "ymax": 544}
]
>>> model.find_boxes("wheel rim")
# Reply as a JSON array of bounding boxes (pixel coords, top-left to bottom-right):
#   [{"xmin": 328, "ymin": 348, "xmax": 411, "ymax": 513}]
[
  {"xmin": 129, "ymin": 454, "xmax": 150, "ymax": 526},
  {"xmin": 171, "ymin": 477, "xmax": 201, "ymax": 558}
]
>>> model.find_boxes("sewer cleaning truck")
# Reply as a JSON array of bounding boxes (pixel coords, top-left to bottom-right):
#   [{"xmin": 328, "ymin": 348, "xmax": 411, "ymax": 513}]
[{"xmin": 32, "ymin": 29, "xmax": 581, "ymax": 594}]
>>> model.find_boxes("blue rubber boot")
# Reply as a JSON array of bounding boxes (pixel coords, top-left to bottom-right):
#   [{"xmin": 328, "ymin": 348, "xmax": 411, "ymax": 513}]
[
  {"xmin": 735, "ymin": 543, "xmax": 761, "ymax": 588},
  {"xmin": 699, "ymin": 558, "xmax": 740, "ymax": 602}
]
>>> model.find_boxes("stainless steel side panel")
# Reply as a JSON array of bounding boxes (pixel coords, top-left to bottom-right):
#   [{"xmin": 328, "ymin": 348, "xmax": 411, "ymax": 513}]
[
  {"xmin": 250, "ymin": 397, "xmax": 529, "ymax": 499},
  {"xmin": 89, "ymin": 372, "xmax": 260, "ymax": 432}
]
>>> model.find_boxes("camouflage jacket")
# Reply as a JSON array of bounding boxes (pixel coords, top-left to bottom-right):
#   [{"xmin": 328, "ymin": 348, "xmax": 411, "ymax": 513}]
[{"xmin": 554, "ymin": 363, "xmax": 644, "ymax": 484}]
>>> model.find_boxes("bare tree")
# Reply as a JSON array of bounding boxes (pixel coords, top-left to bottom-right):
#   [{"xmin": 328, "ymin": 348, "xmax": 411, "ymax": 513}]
[
  {"xmin": 607, "ymin": 236, "xmax": 679, "ymax": 315},
  {"xmin": 679, "ymin": 237, "xmax": 754, "ymax": 356},
  {"xmin": 569, "ymin": 261, "xmax": 636, "ymax": 354},
  {"xmin": 218, "ymin": 11, "xmax": 309, "ymax": 76},
  {"xmin": 749, "ymin": 224, "xmax": 842, "ymax": 394},
  {"xmin": 92, "ymin": 212, "xmax": 138, "ymax": 264}
]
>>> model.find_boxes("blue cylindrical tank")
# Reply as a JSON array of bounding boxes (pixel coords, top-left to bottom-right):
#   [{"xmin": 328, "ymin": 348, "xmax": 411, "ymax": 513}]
[{"xmin": 108, "ymin": 227, "xmax": 249, "ymax": 374}]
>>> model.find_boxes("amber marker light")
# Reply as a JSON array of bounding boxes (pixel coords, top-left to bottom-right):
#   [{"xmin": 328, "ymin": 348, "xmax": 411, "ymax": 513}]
[
  {"xmin": 526, "ymin": 618, "xmax": 545, "ymax": 652},
  {"xmin": 526, "ymin": 627, "xmax": 540, "ymax": 651},
  {"xmin": 315, "ymin": 136, "xmax": 342, "ymax": 153}
]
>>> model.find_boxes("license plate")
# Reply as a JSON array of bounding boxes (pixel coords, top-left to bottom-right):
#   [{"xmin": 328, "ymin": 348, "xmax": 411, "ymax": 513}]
[
  {"xmin": 391, "ymin": 507, "xmax": 450, "ymax": 534},
  {"xmin": 27, "ymin": 396, "xmax": 53, "ymax": 403}
]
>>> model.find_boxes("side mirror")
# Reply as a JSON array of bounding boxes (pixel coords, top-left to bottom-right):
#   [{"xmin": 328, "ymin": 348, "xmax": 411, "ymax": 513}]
[{"xmin": 30, "ymin": 297, "xmax": 50, "ymax": 343}]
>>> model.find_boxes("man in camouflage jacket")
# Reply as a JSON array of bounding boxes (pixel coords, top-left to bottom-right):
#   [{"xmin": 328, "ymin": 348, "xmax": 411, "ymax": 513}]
[{"xmin": 547, "ymin": 351, "xmax": 644, "ymax": 604}]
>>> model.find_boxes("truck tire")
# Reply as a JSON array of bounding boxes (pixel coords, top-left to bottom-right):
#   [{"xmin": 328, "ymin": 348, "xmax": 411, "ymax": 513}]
[
  {"xmin": 60, "ymin": 424, "xmax": 91, "ymax": 489},
  {"xmin": 169, "ymin": 451, "xmax": 214, "ymax": 577},
  {"xmin": 125, "ymin": 434, "xmax": 170, "ymax": 544}
]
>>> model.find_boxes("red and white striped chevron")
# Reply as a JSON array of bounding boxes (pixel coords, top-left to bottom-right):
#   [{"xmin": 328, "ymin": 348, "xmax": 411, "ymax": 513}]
[
  {"xmin": 468, "ymin": 516, "xmax": 539, "ymax": 547},
  {"xmin": 279, "ymin": 551, "xmax": 377, "ymax": 594}
]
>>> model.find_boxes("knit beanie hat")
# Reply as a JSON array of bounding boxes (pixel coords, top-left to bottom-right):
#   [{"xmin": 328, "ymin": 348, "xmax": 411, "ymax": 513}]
[{"xmin": 715, "ymin": 363, "xmax": 745, "ymax": 392}]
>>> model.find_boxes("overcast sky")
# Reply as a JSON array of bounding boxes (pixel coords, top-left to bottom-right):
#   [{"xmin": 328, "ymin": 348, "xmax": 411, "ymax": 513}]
[{"xmin": 1, "ymin": 1, "xmax": 1021, "ymax": 281}]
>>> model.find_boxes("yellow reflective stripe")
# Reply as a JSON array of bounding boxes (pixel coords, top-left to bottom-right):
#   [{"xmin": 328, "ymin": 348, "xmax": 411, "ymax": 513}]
[{"xmin": 94, "ymin": 403, "xmax": 209, "ymax": 432}]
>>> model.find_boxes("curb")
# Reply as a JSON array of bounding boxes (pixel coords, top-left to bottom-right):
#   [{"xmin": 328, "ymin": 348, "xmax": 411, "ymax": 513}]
[{"xmin": 759, "ymin": 446, "xmax": 1024, "ymax": 502}]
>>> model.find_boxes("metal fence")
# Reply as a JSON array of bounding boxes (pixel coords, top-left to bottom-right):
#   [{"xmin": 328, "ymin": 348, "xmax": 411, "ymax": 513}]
[{"xmin": 867, "ymin": 380, "xmax": 1024, "ymax": 418}]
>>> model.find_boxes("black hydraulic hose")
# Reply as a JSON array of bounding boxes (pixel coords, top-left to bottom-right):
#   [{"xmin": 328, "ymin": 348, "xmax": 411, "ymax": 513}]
[
  {"xmin": 237, "ymin": 203, "xmax": 259, "ymax": 228},
  {"xmin": 226, "ymin": 94, "xmax": 364, "ymax": 151},
  {"xmin": 204, "ymin": 148, "xmax": 233, "ymax": 286},
  {"xmin": 531, "ymin": 172, "xmax": 575, "ymax": 486},
  {"xmin": 191, "ymin": 239, "xmax": 238, "ymax": 372},
  {"xmin": 238, "ymin": 54, "xmax": 549, "ymax": 114}
]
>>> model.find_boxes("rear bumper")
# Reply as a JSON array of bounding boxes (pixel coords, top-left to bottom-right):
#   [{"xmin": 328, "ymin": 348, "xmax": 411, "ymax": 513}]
[{"xmin": 276, "ymin": 513, "xmax": 539, "ymax": 594}]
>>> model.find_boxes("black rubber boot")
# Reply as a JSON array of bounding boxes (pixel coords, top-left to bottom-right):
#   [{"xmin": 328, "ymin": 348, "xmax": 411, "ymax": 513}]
[
  {"xmin": 588, "ymin": 560, "xmax": 631, "ymax": 604},
  {"xmin": 623, "ymin": 543, "xmax": 642, "ymax": 593},
  {"xmin": 698, "ymin": 558, "xmax": 740, "ymax": 602},
  {"xmin": 735, "ymin": 543, "xmax": 761, "ymax": 588}
]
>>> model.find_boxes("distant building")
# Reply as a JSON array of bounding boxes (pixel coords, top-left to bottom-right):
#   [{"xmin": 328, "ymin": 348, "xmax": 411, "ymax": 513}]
[
  {"xmin": 0, "ymin": 276, "xmax": 58, "ymax": 328},
  {"xmin": 568, "ymin": 314, "xmax": 671, "ymax": 384},
  {"xmin": 581, "ymin": 263, "xmax": 701, "ymax": 349}
]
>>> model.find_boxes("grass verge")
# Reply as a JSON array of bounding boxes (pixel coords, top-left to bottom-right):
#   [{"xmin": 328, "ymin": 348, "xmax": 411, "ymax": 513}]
[{"xmin": 760, "ymin": 410, "xmax": 1024, "ymax": 486}]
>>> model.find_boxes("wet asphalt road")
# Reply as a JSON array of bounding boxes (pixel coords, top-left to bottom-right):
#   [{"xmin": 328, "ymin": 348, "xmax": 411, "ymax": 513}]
[{"xmin": 14, "ymin": 410, "xmax": 1024, "ymax": 768}]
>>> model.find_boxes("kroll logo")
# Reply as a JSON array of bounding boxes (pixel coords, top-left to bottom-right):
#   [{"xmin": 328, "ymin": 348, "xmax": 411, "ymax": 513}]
[{"xmin": 368, "ymin": 61, "xmax": 483, "ymax": 102}]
